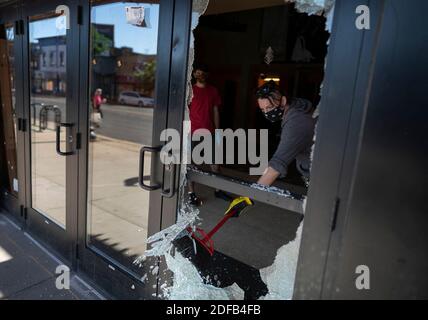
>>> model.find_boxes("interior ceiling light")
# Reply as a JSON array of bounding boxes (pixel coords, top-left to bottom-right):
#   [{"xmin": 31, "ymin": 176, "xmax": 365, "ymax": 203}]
[{"xmin": 264, "ymin": 77, "xmax": 281, "ymax": 83}]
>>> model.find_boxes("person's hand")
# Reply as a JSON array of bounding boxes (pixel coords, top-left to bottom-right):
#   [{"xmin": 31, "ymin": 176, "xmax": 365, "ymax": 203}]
[
  {"xmin": 257, "ymin": 167, "xmax": 280, "ymax": 186},
  {"xmin": 102, "ymin": 98, "xmax": 107, "ymax": 103}
]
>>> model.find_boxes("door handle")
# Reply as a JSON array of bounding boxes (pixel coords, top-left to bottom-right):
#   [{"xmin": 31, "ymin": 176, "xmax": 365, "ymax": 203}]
[
  {"xmin": 139, "ymin": 146, "xmax": 161, "ymax": 191},
  {"xmin": 56, "ymin": 123, "xmax": 74, "ymax": 156},
  {"xmin": 161, "ymin": 163, "xmax": 177, "ymax": 198}
]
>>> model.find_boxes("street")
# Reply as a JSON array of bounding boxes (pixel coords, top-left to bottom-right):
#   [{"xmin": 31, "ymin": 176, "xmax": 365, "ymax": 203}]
[
  {"xmin": 31, "ymin": 96, "xmax": 154, "ymax": 145},
  {"xmin": 96, "ymin": 104, "xmax": 153, "ymax": 145}
]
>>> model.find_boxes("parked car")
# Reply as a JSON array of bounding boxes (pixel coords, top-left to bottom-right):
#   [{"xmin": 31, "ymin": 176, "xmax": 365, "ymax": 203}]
[{"xmin": 118, "ymin": 91, "xmax": 155, "ymax": 107}]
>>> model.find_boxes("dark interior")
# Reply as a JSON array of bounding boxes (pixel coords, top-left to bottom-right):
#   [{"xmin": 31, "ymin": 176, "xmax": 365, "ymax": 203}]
[{"xmin": 191, "ymin": 2, "xmax": 329, "ymax": 194}]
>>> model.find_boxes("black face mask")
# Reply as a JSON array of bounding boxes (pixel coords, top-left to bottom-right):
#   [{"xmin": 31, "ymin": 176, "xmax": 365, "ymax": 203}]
[{"xmin": 263, "ymin": 106, "xmax": 284, "ymax": 123}]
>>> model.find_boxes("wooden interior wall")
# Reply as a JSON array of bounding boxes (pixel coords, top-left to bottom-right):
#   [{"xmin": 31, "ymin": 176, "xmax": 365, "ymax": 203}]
[{"xmin": 0, "ymin": 25, "xmax": 18, "ymax": 196}]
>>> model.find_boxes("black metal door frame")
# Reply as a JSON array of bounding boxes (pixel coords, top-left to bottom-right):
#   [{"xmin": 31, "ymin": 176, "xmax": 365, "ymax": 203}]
[
  {"xmin": 317, "ymin": 0, "xmax": 386, "ymax": 299},
  {"xmin": 293, "ymin": 0, "xmax": 381, "ymax": 299},
  {"xmin": 316, "ymin": 0, "xmax": 428, "ymax": 299},
  {"xmin": 75, "ymin": 0, "xmax": 186, "ymax": 299},
  {"xmin": 19, "ymin": 0, "xmax": 80, "ymax": 263}
]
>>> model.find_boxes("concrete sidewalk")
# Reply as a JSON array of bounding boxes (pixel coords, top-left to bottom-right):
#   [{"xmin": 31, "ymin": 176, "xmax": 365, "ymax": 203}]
[
  {"xmin": 30, "ymin": 126, "xmax": 151, "ymax": 259},
  {"xmin": 0, "ymin": 213, "xmax": 103, "ymax": 300}
]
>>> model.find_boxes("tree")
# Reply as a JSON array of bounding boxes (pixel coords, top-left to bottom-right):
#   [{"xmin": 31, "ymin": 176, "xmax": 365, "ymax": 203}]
[
  {"xmin": 91, "ymin": 28, "xmax": 112, "ymax": 56},
  {"xmin": 134, "ymin": 60, "xmax": 156, "ymax": 96}
]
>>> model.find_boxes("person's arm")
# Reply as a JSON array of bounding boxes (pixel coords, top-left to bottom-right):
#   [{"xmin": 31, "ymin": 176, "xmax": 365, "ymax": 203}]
[
  {"xmin": 257, "ymin": 167, "xmax": 281, "ymax": 186},
  {"xmin": 259, "ymin": 122, "xmax": 312, "ymax": 186}
]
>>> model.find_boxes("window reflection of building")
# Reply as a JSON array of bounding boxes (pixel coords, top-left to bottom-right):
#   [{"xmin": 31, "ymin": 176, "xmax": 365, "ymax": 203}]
[
  {"xmin": 91, "ymin": 23, "xmax": 156, "ymax": 102},
  {"xmin": 30, "ymin": 36, "xmax": 66, "ymax": 96},
  {"xmin": 60, "ymin": 51, "xmax": 65, "ymax": 67},
  {"xmin": 114, "ymin": 46, "xmax": 156, "ymax": 98},
  {"xmin": 91, "ymin": 23, "xmax": 115, "ymax": 99}
]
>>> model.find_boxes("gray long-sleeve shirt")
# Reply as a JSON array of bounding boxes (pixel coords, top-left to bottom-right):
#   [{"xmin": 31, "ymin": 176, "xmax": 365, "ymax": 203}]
[{"xmin": 268, "ymin": 98, "xmax": 316, "ymax": 178}]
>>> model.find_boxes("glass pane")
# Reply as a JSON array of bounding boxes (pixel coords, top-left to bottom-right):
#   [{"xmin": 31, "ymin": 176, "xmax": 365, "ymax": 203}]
[
  {"xmin": 0, "ymin": 24, "xmax": 18, "ymax": 196},
  {"xmin": 29, "ymin": 14, "xmax": 67, "ymax": 227},
  {"xmin": 87, "ymin": 1, "xmax": 159, "ymax": 274}
]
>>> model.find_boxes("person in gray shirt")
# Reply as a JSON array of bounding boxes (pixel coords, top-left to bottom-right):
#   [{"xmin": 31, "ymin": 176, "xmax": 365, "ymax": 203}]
[{"xmin": 256, "ymin": 81, "xmax": 316, "ymax": 186}]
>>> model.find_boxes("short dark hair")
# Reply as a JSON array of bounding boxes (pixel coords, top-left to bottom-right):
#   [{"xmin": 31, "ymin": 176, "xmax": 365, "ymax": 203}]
[
  {"xmin": 256, "ymin": 81, "xmax": 283, "ymax": 101},
  {"xmin": 193, "ymin": 63, "xmax": 209, "ymax": 73}
]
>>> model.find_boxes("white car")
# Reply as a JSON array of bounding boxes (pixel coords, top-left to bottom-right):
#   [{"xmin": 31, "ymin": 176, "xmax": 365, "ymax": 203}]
[{"xmin": 118, "ymin": 91, "xmax": 154, "ymax": 107}]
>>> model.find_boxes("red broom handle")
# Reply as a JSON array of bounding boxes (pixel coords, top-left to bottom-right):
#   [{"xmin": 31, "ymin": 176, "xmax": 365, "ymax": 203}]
[{"xmin": 203, "ymin": 209, "xmax": 236, "ymax": 240}]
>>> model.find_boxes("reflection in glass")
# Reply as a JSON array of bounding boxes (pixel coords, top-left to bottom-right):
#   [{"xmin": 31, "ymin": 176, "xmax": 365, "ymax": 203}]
[
  {"xmin": 87, "ymin": 1, "xmax": 159, "ymax": 274},
  {"xmin": 0, "ymin": 24, "xmax": 18, "ymax": 196},
  {"xmin": 29, "ymin": 14, "xmax": 67, "ymax": 227}
]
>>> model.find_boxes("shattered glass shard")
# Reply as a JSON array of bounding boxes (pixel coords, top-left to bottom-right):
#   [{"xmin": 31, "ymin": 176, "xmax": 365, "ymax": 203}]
[
  {"xmin": 259, "ymin": 222, "xmax": 303, "ymax": 300},
  {"xmin": 163, "ymin": 252, "xmax": 245, "ymax": 300},
  {"xmin": 287, "ymin": 0, "xmax": 335, "ymax": 16}
]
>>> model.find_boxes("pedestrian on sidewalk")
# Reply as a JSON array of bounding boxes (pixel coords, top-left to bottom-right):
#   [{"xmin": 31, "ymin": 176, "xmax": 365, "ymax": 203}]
[
  {"xmin": 90, "ymin": 88, "xmax": 107, "ymax": 140},
  {"xmin": 93, "ymin": 88, "xmax": 106, "ymax": 118}
]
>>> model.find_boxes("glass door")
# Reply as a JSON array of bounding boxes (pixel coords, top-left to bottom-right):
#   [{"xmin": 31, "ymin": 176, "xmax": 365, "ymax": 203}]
[
  {"xmin": 77, "ymin": 0, "xmax": 178, "ymax": 298},
  {"xmin": 22, "ymin": 1, "xmax": 80, "ymax": 261}
]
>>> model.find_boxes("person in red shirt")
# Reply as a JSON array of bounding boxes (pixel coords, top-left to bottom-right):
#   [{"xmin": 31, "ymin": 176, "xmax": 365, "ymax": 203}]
[
  {"xmin": 92, "ymin": 88, "xmax": 106, "ymax": 118},
  {"xmin": 188, "ymin": 66, "xmax": 226, "ymax": 205},
  {"xmin": 189, "ymin": 68, "xmax": 221, "ymax": 135},
  {"xmin": 90, "ymin": 88, "xmax": 106, "ymax": 140}
]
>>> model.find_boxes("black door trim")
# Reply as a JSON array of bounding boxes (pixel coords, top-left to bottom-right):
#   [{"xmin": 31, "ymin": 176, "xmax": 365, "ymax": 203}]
[
  {"xmin": 21, "ymin": 0, "xmax": 81, "ymax": 263},
  {"xmin": 293, "ymin": 0, "xmax": 383, "ymax": 299}
]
